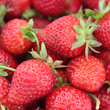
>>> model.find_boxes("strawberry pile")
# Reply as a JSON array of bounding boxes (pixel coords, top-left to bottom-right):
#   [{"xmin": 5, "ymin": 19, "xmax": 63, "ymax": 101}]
[{"xmin": 0, "ymin": 0, "xmax": 110, "ymax": 110}]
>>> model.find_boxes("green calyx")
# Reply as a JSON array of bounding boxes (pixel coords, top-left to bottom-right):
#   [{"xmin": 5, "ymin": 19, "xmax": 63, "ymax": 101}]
[
  {"xmin": 1, "ymin": 104, "xmax": 9, "ymax": 110},
  {"xmin": 29, "ymin": 42, "xmax": 66, "ymax": 76},
  {"xmin": 21, "ymin": 19, "xmax": 40, "ymax": 53},
  {"xmin": 105, "ymin": 80, "xmax": 110, "ymax": 93},
  {"xmin": 72, "ymin": 17, "xmax": 102, "ymax": 59},
  {"xmin": 85, "ymin": 0, "xmax": 110, "ymax": 22},
  {"xmin": 0, "ymin": 62, "xmax": 15, "ymax": 77}
]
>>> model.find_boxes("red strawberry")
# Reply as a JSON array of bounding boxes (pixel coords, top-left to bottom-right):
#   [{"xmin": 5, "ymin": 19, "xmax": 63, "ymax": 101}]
[
  {"xmin": 0, "ymin": 48, "xmax": 18, "ymax": 82},
  {"xmin": 46, "ymin": 86, "xmax": 92, "ymax": 110},
  {"xmin": 30, "ymin": 16, "xmax": 51, "ymax": 29},
  {"xmin": 7, "ymin": 59, "xmax": 54, "ymax": 105},
  {"xmin": 81, "ymin": 0, "xmax": 110, "ymax": 10},
  {"xmin": 66, "ymin": 54, "xmax": 106, "ymax": 92},
  {"xmin": 31, "ymin": 0, "xmax": 67, "ymax": 17},
  {"xmin": 94, "ymin": 12, "xmax": 110, "ymax": 51},
  {"xmin": 0, "ymin": 77, "xmax": 25, "ymax": 110},
  {"xmin": 93, "ymin": 50, "xmax": 110, "ymax": 67},
  {"xmin": 66, "ymin": 0, "xmax": 83, "ymax": 14},
  {"xmin": 91, "ymin": 84, "xmax": 110, "ymax": 110},
  {"xmin": 4, "ymin": 0, "xmax": 31, "ymax": 20},
  {"xmin": 37, "ymin": 15, "xmax": 85, "ymax": 58},
  {"xmin": 0, "ymin": 19, "xmax": 33, "ymax": 54},
  {"xmin": 37, "ymin": 15, "xmax": 101, "ymax": 59}
]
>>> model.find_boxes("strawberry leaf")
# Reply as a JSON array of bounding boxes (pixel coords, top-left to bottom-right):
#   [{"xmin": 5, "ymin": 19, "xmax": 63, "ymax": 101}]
[{"xmin": 99, "ymin": 0, "xmax": 105, "ymax": 12}]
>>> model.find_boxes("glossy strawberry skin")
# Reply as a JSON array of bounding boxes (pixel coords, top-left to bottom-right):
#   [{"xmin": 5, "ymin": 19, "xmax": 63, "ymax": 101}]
[
  {"xmin": 105, "ymin": 62, "xmax": 110, "ymax": 81},
  {"xmin": 8, "ymin": 59, "xmax": 54, "ymax": 105},
  {"xmin": 66, "ymin": 54, "xmax": 106, "ymax": 92},
  {"xmin": 37, "ymin": 15, "xmax": 85, "ymax": 58},
  {"xmin": 0, "ymin": 77, "xmax": 25, "ymax": 110},
  {"xmin": 5, "ymin": 0, "xmax": 31, "ymax": 20},
  {"xmin": 46, "ymin": 86, "xmax": 92, "ymax": 110},
  {"xmin": 0, "ymin": 48, "xmax": 18, "ymax": 82},
  {"xmin": 32, "ymin": 0, "xmax": 67, "ymax": 17},
  {"xmin": 94, "ymin": 12, "xmax": 110, "ymax": 51},
  {"xmin": 0, "ymin": 19, "xmax": 33, "ymax": 54}
]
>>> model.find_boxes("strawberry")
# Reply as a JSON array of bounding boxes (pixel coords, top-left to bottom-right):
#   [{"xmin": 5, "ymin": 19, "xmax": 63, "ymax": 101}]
[
  {"xmin": 37, "ymin": 15, "xmax": 101, "ymax": 59},
  {"xmin": 31, "ymin": 0, "xmax": 67, "ymax": 17},
  {"xmin": 46, "ymin": 86, "xmax": 92, "ymax": 110},
  {"xmin": 91, "ymin": 84, "xmax": 110, "ymax": 110},
  {"xmin": 30, "ymin": 16, "xmax": 51, "ymax": 29},
  {"xmin": 0, "ymin": 48, "xmax": 18, "ymax": 82},
  {"xmin": 93, "ymin": 50, "xmax": 110, "ymax": 67},
  {"xmin": 0, "ymin": 19, "xmax": 33, "ymax": 54},
  {"xmin": 7, "ymin": 59, "xmax": 55, "ymax": 105},
  {"xmin": 94, "ymin": 12, "xmax": 110, "ymax": 51},
  {"xmin": 81, "ymin": 0, "xmax": 110, "ymax": 10},
  {"xmin": 66, "ymin": 54, "xmax": 106, "ymax": 92},
  {"xmin": 4, "ymin": 0, "xmax": 31, "ymax": 20},
  {"xmin": 0, "ymin": 77, "xmax": 25, "ymax": 110},
  {"xmin": 66, "ymin": 0, "xmax": 83, "ymax": 14}
]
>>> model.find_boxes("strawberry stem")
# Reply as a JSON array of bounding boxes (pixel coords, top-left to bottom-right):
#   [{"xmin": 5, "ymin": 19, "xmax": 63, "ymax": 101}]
[
  {"xmin": 87, "ymin": 92, "xmax": 100, "ymax": 110},
  {"xmin": 0, "ymin": 65, "xmax": 15, "ymax": 71}
]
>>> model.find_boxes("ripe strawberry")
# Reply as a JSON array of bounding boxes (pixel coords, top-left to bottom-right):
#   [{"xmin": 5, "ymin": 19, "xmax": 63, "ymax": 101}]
[
  {"xmin": 0, "ymin": 77, "xmax": 25, "ymax": 110},
  {"xmin": 46, "ymin": 86, "xmax": 92, "ymax": 110},
  {"xmin": 37, "ymin": 15, "xmax": 101, "ymax": 58},
  {"xmin": 0, "ymin": 19, "xmax": 33, "ymax": 54},
  {"xmin": 7, "ymin": 59, "xmax": 54, "ymax": 105},
  {"xmin": 30, "ymin": 16, "xmax": 51, "ymax": 29},
  {"xmin": 4, "ymin": 0, "xmax": 31, "ymax": 20},
  {"xmin": 94, "ymin": 12, "xmax": 110, "ymax": 51},
  {"xmin": 93, "ymin": 50, "xmax": 110, "ymax": 67},
  {"xmin": 0, "ymin": 48, "xmax": 18, "ymax": 82},
  {"xmin": 31, "ymin": 0, "xmax": 67, "ymax": 17},
  {"xmin": 66, "ymin": 54, "xmax": 106, "ymax": 92},
  {"xmin": 81, "ymin": 0, "xmax": 110, "ymax": 10},
  {"xmin": 91, "ymin": 84, "xmax": 110, "ymax": 110},
  {"xmin": 66, "ymin": 0, "xmax": 83, "ymax": 14}
]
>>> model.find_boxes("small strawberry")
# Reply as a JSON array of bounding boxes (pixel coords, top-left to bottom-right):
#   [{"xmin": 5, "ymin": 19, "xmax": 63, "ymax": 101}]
[
  {"xmin": 0, "ymin": 19, "xmax": 33, "ymax": 54},
  {"xmin": 0, "ymin": 77, "xmax": 25, "ymax": 110},
  {"xmin": 0, "ymin": 48, "xmax": 18, "ymax": 82},
  {"xmin": 46, "ymin": 86, "xmax": 92, "ymax": 110},
  {"xmin": 4, "ymin": 0, "xmax": 31, "ymax": 20},
  {"xmin": 66, "ymin": 54, "xmax": 106, "ymax": 92},
  {"xmin": 31, "ymin": 0, "xmax": 67, "ymax": 17}
]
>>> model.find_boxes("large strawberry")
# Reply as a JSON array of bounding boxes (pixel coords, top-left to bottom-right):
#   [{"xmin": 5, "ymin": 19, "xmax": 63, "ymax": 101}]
[
  {"xmin": 37, "ymin": 15, "xmax": 101, "ymax": 58},
  {"xmin": 0, "ymin": 77, "xmax": 25, "ymax": 110},
  {"xmin": 66, "ymin": 54, "xmax": 106, "ymax": 92},
  {"xmin": 7, "ymin": 59, "xmax": 55, "ymax": 105},
  {"xmin": 46, "ymin": 86, "xmax": 92, "ymax": 110},
  {"xmin": 0, "ymin": 19, "xmax": 33, "ymax": 54},
  {"xmin": 31, "ymin": 0, "xmax": 67, "ymax": 17},
  {"xmin": 0, "ymin": 48, "xmax": 18, "ymax": 82}
]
